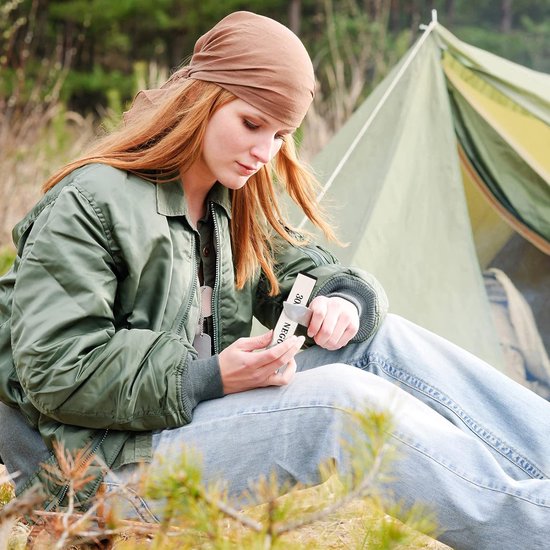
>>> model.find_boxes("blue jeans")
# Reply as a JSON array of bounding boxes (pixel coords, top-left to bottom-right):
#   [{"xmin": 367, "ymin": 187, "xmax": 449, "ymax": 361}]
[{"xmin": 104, "ymin": 314, "xmax": 550, "ymax": 549}]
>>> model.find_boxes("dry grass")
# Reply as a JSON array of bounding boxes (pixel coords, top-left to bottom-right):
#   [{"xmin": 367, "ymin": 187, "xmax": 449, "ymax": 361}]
[
  {"xmin": 0, "ymin": 109, "xmax": 97, "ymax": 250},
  {"xmin": 107, "ymin": 498, "xmax": 452, "ymax": 550},
  {"xmin": 0, "ymin": 0, "xmax": 93, "ymax": 250},
  {"xmin": 1, "ymin": 464, "xmax": 452, "ymax": 549},
  {"xmin": 281, "ymin": 499, "xmax": 450, "ymax": 549}
]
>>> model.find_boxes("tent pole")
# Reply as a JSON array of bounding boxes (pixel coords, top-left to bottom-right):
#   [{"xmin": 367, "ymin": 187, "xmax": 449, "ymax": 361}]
[{"xmin": 298, "ymin": 11, "xmax": 439, "ymax": 229}]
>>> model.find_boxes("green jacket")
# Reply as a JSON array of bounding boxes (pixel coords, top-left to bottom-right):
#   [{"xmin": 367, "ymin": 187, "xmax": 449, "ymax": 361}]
[{"xmin": 0, "ymin": 163, "xmax": 388, "ymax": 510}]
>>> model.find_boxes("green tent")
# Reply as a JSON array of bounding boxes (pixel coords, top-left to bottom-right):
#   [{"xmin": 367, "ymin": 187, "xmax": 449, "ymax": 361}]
[{"xmin": 296, "ymin": 17, "xmax": 550, "ymax": 372}]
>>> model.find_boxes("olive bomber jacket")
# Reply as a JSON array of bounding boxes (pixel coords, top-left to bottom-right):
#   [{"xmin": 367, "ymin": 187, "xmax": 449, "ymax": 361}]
[{"xmin": 0, "ymin": 163, "xmax": 388, "ymax": 510}]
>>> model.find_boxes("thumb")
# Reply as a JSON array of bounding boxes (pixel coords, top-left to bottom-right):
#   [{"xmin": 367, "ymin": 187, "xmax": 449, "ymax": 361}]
[{"xmin": 239, "ymin": 330, "xmax": 274, "ymax": 351}]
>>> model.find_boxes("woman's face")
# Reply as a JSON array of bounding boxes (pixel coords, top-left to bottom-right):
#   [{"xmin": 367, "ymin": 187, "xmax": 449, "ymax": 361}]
[{"xmin": 198, "ymin": 99, "xmax": 295, "ymax": 190}]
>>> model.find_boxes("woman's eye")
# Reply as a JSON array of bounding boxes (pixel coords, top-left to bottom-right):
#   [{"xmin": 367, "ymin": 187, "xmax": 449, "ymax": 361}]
[{"xmin": 243, "ymin": 118, "xmax": 287, "ymax": 142}]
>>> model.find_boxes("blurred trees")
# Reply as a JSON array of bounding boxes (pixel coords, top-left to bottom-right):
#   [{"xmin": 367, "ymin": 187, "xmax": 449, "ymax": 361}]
[
  {"xmin": 2, "ymin": 0, "xmax": 549, "ymax": 118},
  {"xmin": 0, "ymin": 0, "xmax": 549, "ymax": 248}
]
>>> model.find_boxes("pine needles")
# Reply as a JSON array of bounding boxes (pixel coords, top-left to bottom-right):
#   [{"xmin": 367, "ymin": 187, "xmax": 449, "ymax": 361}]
[{"xmin": 0, "ymin": 407, "xmax": 447, "ymax": 549}]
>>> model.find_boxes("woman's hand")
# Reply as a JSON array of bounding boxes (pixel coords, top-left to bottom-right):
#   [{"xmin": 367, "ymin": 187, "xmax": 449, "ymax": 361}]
[
  {"xmin": 307, "ymin": 296, "xmax": 359, "ymax": 350},
  {"xmin": 219, "ymin": 331, "xmax": 304, "ymax": 395}
]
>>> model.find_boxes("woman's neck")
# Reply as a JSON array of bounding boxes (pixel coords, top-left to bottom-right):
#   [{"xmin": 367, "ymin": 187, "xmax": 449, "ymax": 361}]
[{"xmin": 180, "ymin": 165, "xmax": 215, "ymax": 228}]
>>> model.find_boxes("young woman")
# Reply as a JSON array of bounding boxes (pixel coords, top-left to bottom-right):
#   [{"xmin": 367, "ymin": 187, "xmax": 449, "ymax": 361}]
[{"xmin": 0, "ymin": 11, "xmax": 549, "ymax": 549}]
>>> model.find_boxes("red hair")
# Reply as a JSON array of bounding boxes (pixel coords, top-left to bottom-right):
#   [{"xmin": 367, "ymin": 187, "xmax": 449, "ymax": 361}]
[{"xmin": 42, "ymin": 80, "xmax": 337, "ymax": 295}]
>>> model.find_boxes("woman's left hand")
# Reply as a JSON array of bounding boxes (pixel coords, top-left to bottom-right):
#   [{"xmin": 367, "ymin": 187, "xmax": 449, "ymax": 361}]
[{"xmin": 306, "ymin": 296, "xmax": 359, "ymax": 350}]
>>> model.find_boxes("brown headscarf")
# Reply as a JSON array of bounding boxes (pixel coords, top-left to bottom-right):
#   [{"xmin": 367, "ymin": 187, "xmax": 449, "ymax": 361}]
[{"xmin": 125, "ymin": 11, "xmax": 315, "ymax": 128}]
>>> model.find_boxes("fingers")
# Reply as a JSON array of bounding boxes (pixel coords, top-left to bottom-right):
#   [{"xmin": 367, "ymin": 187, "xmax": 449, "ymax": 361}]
[
  {"xmin": 267, "ymin": 358, "xmax": 297, "ymax": 386},
  {"xmin": 333, "ymin": 323, "xmax": 358, "ymax": 350},
  {"xmin": 244, "ymin": 335, "xmax": 303, "ymax": 389},
  {"xmin": 219, "ymin": 333, "xmax": 304, "ymax": 394},
  {"xmin": 307, "ymin": 295, "xmax": 328, "ymax": 339},
  {"xmin": 237, "ymin": 330, "xmax": 274, "ymax": 351},
  {"xmin": 254, "ymin": 335, "xmax": 305, "ymax": 375},
  {"xmin": 307, "ymin": 296, "xmax": 359, "ymax": 350}
]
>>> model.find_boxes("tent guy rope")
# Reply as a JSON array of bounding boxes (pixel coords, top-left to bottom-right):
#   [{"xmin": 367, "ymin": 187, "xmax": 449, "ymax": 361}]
[{"xmin": 298, "ymin": 10, "xmax": 439, "ymax": 229}]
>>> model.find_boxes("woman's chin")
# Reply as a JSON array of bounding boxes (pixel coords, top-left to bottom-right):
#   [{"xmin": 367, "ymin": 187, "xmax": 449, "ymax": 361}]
[{"xmin": 219, "ymin": 177, "xmax": 250, "ymax": 191}]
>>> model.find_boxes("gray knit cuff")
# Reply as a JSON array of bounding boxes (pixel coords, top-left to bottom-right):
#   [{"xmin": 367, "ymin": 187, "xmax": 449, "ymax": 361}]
[{"xmin": 181, "ymin": 355, "xmax": 223, "ymax": 416}]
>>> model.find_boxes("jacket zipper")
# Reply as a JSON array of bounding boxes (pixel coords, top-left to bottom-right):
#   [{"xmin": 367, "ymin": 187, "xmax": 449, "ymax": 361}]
[
  {"xmin": 210, "ymin": 202, "xmax": 221, "ymax": 354},
  {"xmin": 53, "ymin": 429, "xmax": 110, "ymax": 509}
]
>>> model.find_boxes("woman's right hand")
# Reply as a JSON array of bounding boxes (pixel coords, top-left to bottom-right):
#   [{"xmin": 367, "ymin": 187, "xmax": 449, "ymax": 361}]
[{"xmin": 218, "ymin": 331, "xmax": 305, "ymax": 394}]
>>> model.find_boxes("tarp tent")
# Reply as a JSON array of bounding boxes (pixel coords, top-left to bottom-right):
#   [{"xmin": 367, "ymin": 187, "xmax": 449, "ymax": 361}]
[{"xmin": 296, "ymin": 16, "xmax": 550, "ymax": 374}]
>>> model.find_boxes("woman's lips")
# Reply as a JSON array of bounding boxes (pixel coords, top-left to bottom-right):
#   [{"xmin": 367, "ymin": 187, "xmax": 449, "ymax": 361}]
[{"xmin": 236, "ymin": 162, "xmax": 258, "ymax": 175}]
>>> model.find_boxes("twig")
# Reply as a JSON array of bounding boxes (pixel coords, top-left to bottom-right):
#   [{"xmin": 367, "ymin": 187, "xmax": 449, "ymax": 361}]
[
  {"xmin": 274, "ymin": 442, "xmax": 391, "ymax": 536},
  {"xmin": 94, "ymin": 455, "xmax": 264, "ymax": 534},
  {"xmin": 202, "ymin": 492, "xmax": 263, "ymax": 533},
  {"xmin": 0, "ymin": 485, "xmax": 44, "ymax": 521},
  {"xmin": 54, "ymin": 481, "xmax": 74, "ymax": 550}
]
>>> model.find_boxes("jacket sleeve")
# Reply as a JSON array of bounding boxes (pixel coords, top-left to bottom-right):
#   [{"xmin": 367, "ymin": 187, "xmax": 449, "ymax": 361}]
[
  {"xmin": 253, "ymin": 234, "xmax": 389, "ymax": 343},
  {"xmin": 11, "ymin": 184, "xmax": 223, "ymax": 432}
]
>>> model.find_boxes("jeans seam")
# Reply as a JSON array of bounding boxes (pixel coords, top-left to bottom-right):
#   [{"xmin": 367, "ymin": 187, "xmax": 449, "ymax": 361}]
[
  {"xmin": 238, "ymin": 403, "xmax": 350, "ymax": 416},
  {"xmin": 356, "ymin": 352, "xmax": 547, "ymax": 480},
  {"xmin": 104, "ymin": 481, "xmax": 160, "ymax": 524},
  {"xmin": 152, "ymin": 402, "xmax": 353, "ymax": 441},
  {"xmin": 180, "ymin": 403, "xmax": 353, "ymax": 431},
  {"xmin": 391, "ymin": 431, "xmax": 550, "ymax": 507}
]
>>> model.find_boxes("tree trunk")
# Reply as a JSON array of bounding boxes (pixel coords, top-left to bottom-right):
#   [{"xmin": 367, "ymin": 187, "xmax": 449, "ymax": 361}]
[
  {"xmin": 500, "ymin": 0, "xmax": 513, "ymax": 32},
  {"xmin": 445, "ymin": 0, "xmax": 455, "ymax": 25},
  {"xmin": 288, "ymin": 0, "xmax": 302, "ymax": 35}
]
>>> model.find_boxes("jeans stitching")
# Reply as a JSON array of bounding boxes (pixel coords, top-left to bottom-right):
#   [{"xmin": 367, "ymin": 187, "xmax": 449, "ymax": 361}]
[
  {"xmin": 238, "ymin": 402, "xmax": 350, "ymax": 416},
  {"xmin": 390, "ymin": 431, "xmax": 550, "ymax": 507},
  {"xmin": 104, "ymin": 482, "xmax": 160, "ymax": 524},
  {"xmin": 177, "ymin": 404, "xmax": 353, "ymax": 432},
  {"xmin": 356, "ymin": 352, "xmax": 547, "ymax": 480}
]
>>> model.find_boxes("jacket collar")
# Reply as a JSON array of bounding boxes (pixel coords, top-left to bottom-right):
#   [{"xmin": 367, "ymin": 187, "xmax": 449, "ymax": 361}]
[
  {"xmin": 207, "ymin": 182, "xmax": 232, "ymax": 219},
  {"xmin": 156, "ymin": 180, "xmax": 232, "ymax": 219}
]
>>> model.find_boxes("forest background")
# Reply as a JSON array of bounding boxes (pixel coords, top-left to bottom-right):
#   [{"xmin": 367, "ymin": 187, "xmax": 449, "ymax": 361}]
[
  {"xmin": 0, "ymin": 1, "xmax": 549, "ymax": 545},
  {"xmin": 1, "ymin": 0, "xmax": 550, "ymax": 261}
]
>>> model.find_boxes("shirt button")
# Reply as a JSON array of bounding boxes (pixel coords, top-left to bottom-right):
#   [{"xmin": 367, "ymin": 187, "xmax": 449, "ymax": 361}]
[{"xmin": 202, "ymin": 246, "xmax": 210, "ymax": 257}]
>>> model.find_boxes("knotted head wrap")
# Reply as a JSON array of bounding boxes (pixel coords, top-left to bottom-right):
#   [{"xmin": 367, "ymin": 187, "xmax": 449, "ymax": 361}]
[{"xmin": 125, "ymin": 11, "xmax": 315, "ymax": 128}]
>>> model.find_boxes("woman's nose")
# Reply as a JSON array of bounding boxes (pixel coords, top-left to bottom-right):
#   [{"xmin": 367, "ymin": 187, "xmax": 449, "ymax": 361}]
[{"xmin": 250, "ymin": 137, "xmax": 275, "ymax": 164}]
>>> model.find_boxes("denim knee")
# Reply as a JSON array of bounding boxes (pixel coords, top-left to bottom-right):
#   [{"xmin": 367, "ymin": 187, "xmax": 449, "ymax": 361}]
[{"xmin": 293, "ymin": 363, "xmax": 401, "ymax": 416}]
